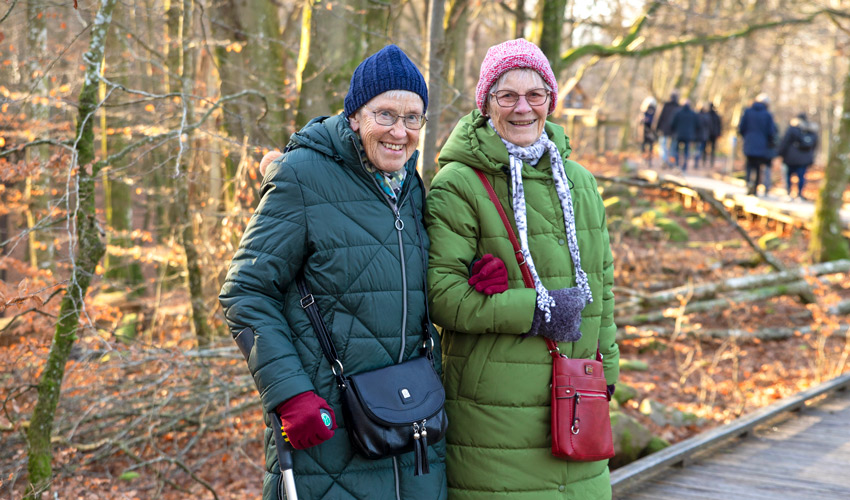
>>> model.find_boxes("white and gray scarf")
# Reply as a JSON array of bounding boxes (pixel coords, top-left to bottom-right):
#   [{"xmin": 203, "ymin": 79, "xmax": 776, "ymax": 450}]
[{"xmin": 489, "ymin": 120, "xmax": 593, "ymax": 322}]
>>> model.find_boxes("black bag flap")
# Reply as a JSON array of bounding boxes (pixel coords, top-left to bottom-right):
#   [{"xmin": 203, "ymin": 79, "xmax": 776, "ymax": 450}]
[{"xmin": 346, "ymin": 356, "xmax": 445, "ymax": 426}]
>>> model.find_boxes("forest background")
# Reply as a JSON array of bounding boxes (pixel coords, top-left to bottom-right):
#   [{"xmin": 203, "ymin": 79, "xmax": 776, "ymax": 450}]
[{"xmin": 1, "ymin": 0, "xmax": 850, "ymax": 498}]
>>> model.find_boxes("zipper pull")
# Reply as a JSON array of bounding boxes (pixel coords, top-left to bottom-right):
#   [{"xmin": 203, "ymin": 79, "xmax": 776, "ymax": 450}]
[
  {"xmin": 413, "ymin": 422, "xmax": 420, "ymax": 440},
  {"xmin": 394, "ymin": 212, "xmax": 404, "ymax": 231},
  {"xmin": 572, "ymin": 394, "xmax": 581, "ymax": 434}
]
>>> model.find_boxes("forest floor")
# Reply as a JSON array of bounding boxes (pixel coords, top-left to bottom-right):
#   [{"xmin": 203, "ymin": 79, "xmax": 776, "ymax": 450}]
[{"xmin": 1, "ymin": 154, "xmax": 849, "ymax": 499}]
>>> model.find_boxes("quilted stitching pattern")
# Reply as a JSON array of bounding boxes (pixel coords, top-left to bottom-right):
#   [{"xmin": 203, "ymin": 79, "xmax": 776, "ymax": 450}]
[{"xmin": 220, "ymin": 114, "xmax": 445, "ymax": 500}]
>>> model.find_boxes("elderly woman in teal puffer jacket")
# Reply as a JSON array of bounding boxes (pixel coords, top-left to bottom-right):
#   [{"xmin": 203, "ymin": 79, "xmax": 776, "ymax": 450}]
[
  {"xmin": 425, "ymin": 39, "xmax": 619, "ymax": 499},
  {"xmin": 220, "ymin": 45, "xmax": 446, "ymax": 500}
]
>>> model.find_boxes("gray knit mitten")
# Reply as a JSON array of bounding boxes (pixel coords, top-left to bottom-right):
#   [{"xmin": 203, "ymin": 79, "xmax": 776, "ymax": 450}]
[{"xmin": 526, "ymin": 287, "xmax": 586, "ymax": 342}]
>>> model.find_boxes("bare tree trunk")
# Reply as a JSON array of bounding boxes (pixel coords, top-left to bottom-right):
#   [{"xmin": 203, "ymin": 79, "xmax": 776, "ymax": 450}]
[
  {"xmin": 24, "ymin": 1, "xmax": 116, "ymax": 496},
  {"xmin": 536, "ymin": 0, "xmax": 566, "ymax": 76},
  {"xmin": 419, "ymin": 0, "xmax": 446, "ymax": 184},
  {"xmin": 173, "ymin": 0, "xmax": 213, "ymax": 345},
  {"xmin": 295, "ymin": 0, "xmax": 378, "ymax": 128},
  {"xmin": 25, "ymin": 0, "xmax": 51, "ymax": 270},
  {"xmin": 514, "ymin": 0, "xmax": 526, "ymax": 39},
  {"xmin": 809, "ymin": 53, "xmax": 850, "ymax": 262}
]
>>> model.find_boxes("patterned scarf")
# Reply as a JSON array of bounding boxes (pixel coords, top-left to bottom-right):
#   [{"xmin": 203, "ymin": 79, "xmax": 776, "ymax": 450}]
[
  {"xmin": 489, "ymin": 120, "xmax": 592, "ymax": 322},
  {"xmin": 356, "ymin": 139, "xmax": 406, "ymax": 200}
]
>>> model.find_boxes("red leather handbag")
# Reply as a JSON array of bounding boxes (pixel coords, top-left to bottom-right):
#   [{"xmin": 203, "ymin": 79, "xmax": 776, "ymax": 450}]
[
  {"xmin": 474, "ymin": 169, "xmax": 615, "ymax": 462},
  {"xmin": 548, "ymin": 339, "xmax": 614, "ymax": 460}
]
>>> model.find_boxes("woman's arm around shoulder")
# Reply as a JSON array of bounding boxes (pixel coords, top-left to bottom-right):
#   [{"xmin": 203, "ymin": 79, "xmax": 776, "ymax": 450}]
[
  {"xmin": 425, "ymin": 163, "xmax": 537, "ymax": 335},
  {"xmin": 219, "ymin": 157, "xmax": 315, "ymax": 413}
]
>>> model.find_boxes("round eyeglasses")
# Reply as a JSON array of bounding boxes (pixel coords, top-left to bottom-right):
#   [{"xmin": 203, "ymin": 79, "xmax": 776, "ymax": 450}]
[
  {"xmin": 489, "ymin": 89, "xmax": 551, "ymax": 108},
  {"xmin": 368, "ymin": 109, "xmax": 427, "ymax": 130}
]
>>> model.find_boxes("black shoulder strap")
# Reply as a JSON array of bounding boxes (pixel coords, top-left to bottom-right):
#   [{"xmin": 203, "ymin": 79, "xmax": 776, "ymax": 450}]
[
  {"xmin": 295, "ymin": 179, "xmax": 436, "ymax": 385},
  {"xmin": 295, "ymin": 273, "xmax": 346, "ymax": 387}
]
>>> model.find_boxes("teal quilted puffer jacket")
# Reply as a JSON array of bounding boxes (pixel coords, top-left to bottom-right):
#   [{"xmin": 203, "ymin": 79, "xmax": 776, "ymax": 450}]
[{"xmin": 219, "ymin": 114, "xmax": 446, "ymax": 500}]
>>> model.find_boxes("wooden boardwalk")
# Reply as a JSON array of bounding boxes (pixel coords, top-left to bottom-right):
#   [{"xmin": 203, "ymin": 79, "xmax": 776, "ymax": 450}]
[
  {"xmin": 612, "ymin": 374, "xmax": 850, "ymax": 499},
  {"xmin": 633, "ymin": 168, "xmax": 850, "ymax": 237}
]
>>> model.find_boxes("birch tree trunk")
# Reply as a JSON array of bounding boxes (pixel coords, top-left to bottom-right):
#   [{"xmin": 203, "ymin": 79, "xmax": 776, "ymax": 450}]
[{"xmin": 24, "ymin": 1, "xmax": 116, "ymax": 496}]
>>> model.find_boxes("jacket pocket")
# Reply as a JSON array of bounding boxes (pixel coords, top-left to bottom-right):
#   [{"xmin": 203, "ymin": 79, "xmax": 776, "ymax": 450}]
[{"xmin": 457, "ymin": 334, "xmax": 498, "ymax": 401}]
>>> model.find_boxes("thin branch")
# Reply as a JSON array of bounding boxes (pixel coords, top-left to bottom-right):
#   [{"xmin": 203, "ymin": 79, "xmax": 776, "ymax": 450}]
[
  {"xmin": 0, "ymin": 0, "xmax": 18, "ymax": 24},
  {"xmin": 561, "ymin": 8, "xmax": 843, "ymax": 73},
  {"xmin": 0, "ymin": 139, "xmax": 72, "ymax": 158}
]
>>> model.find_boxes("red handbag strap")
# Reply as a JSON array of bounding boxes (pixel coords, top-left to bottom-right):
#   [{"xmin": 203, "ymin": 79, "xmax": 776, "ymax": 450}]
[
  {"xmin": 473, "ymin": 169, "xmax": 536, "ymax": 288},
  {"xmin": 473, "ymin": 169, "xmax": 601, "ymax": 363}
]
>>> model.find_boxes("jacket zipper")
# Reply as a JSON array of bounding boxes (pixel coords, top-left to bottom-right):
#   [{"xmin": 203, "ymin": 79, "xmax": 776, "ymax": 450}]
[
  {"xmin": 350, "ymin": 139, "xmax": 413, "ymax": 497},
  {"xmin": 572, "ymin": 391, "xmax": 608, "ymax": 434},
  {"xmin": 349, "ymin": 137, "xmax": 413, "ymax": 364}
]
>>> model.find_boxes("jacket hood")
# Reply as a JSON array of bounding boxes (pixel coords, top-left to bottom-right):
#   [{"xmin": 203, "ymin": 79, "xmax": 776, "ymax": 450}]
[
  {"xmin": 438, "ymin": 109, "xmax": 571, "ymax": 177},
  {"xmin": 751, "ymin": 102, "xmax": 768, "ymax": 112},
  {"xmin": 790, "ymin": 117, "xmax": 818, "ymax": 133},
  {"xmin": 288, "ymin": 113, "xmax": 420, "ymax": 177}
]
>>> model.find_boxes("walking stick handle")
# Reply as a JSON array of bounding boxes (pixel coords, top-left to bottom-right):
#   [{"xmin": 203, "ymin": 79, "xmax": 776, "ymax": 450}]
[{"xmin": 234, "ymin": 328, "xmax": 299, "ymax": 499}]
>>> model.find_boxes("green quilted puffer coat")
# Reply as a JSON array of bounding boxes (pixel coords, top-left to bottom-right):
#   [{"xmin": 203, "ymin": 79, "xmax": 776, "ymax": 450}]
[
  {"xmin": 424, "ymin": 110, "xmax": 619, "ymax": 500},
  {"xmin": 219, "ymin": 114, "xmax": 446, "ymax": 500}
]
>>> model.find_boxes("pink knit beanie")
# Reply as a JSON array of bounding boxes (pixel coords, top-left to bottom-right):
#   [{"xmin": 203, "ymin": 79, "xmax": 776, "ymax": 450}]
[{"xmin": 475, "ymin": 38, "xmax": 559, "ymax": 116}]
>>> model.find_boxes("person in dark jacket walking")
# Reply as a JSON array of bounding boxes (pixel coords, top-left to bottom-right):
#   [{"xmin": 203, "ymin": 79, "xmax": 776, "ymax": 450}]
[
  {"xmin": 738, "ymin": 93, "xmax": 778, "ymax": 196},
  {"xmin": 705, "ymin": 103, "xmax": 723, "ymax": 168},
  {"xmin": 655, "ymin": 90, "xmax": 681, "ymax": 167},
  {"xmin": 694, "ymin": 103, "xmax": 714, "ymax": 169},
  {"xmin": 778, "ymin": 112, "xmax": 819, "ymax": 200},
  {"xmin": 670, "ymin": 99, "xmax": 701, "ymax": 171},
  {"xmin": 220, "ymin": 44, "xmax": 446, "ymax": 500},
  {"xmin": 639, "ymin": 96, "xmax": 657, "ymax": 166}
]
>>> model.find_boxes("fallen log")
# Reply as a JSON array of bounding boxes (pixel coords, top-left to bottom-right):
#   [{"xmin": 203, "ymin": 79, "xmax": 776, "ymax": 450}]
[
  {"xmin": 616, "ymin": 280, "xmax": 812, "ymax": 326},
  {"xmin": 829, "ymin": 299, "xmax": 850, "ymax": 316},
  {"xmin": 641, "ymin": 259, "xmax": 850, "ymax": 307},
  {"xmin": 617, "ymin": 323, "xmax": 849, "ymax": 341}
]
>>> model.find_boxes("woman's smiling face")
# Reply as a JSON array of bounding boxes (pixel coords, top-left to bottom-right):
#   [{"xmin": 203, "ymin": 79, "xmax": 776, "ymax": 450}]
[
  {"xmin": 349, "ymin": 91, "xmax": 424, "ymax": 172},
  {"xmin": 486, "ymin": 69, "xmax": 550, "ymax": 147}
]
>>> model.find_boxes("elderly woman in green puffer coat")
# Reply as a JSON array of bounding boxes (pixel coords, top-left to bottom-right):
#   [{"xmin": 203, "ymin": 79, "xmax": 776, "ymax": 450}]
[{"xmin": 425, "ymin": 38, "xmax": 619, "ymax": 500}]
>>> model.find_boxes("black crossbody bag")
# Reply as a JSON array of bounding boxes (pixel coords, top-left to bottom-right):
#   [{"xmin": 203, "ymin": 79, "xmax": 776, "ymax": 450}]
[{"xmin": 295, "ymin": 197, "xmax": 446, "ymax": 476}]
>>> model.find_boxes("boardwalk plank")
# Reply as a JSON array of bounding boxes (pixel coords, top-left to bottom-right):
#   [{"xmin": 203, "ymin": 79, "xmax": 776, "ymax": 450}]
[{"xmin": 614, "ymin": 386, "xmax": 850, "ymax": 499}]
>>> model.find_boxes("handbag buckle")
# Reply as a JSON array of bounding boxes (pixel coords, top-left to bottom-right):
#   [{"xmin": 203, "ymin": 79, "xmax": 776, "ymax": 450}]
[
  {"xmin": 422, "ymin": 338, "xmax": 435, "ymax": 352},
  {"xmin": 548, "ymin": 345, "xmax": 560, "ymax": 354},
  {"xmin": 300, "ymin": 294, "xmax": 315, "ymax": 309},
  {"xmin": 515, "ymin": 249, "xmax": 526, "ymax": 265},
  {"xmin": 330, "ymin": 359, "xmax": 344, "ymax": 376}
]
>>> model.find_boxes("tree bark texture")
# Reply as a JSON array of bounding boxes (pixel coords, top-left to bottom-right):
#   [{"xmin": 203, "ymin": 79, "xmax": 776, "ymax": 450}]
[
  {"xmin": 174, "ymin": 0, "xmax": 213, "ymax": 345},
  {"xmin": 810, "ymin": 51, "xmax": 850, "ymax": 262},
  {"xmin": 536, "ymin": 0, "xmax": 566, "ymax": 76},
  {"xmin": 419, "ymin": 0, "xmax": 446, "ymax": 184},
  {"xmin": 24, "ymin": 0, "xmax": 117, "ymax": 497}
]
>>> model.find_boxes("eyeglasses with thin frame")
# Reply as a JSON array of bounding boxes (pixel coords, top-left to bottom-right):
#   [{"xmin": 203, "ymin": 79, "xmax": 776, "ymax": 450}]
[
  {"xmin": 367, "ymin": 108, "xmax": 428, "ymax": 130},
  {"xmin": 489, "ymin": 88, "xmax": 551, "ymax": 108}
]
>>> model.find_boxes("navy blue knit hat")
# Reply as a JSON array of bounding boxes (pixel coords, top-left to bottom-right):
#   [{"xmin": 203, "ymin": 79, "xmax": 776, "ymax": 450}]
[{"xmin": 344, "ymin": 44, "xmax": 428, "ymax": 117}]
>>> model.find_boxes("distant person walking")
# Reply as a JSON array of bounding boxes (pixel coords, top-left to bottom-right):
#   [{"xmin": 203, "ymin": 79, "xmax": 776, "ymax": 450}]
[
  {"xmin": 738, "ymin": 93, "xmax": 778, "ymax": 196},
  {"xmin": 639, "ymin": 96, "xmax": 657, "ymax": 166},
  {"xmin": 655, "ymin": 90, "xmax": 681, "ymax": 167},
  {"xmin": 670, "ymin": 99, "xmax": 701, "ymax": 171},
  {"xmin": 706, "ymin": 103, "xmax": 722, "ymax": 168},
  {"xmin": 695, "ymin": 102, "xmax": 722, "ymax": 169},
  {"xmin": 778, "ymin": 112, "xmax": 818, "ymax": 201}
]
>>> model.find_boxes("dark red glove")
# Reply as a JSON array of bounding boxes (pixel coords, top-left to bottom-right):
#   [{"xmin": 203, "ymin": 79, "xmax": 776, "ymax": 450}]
[
  {"xmin": 468, "ymin": 254, "xmax": 509, "ymax": 295},
  {"xmin": 275, "ymin": 391, "xmax": 337, "ymax": 450}
]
